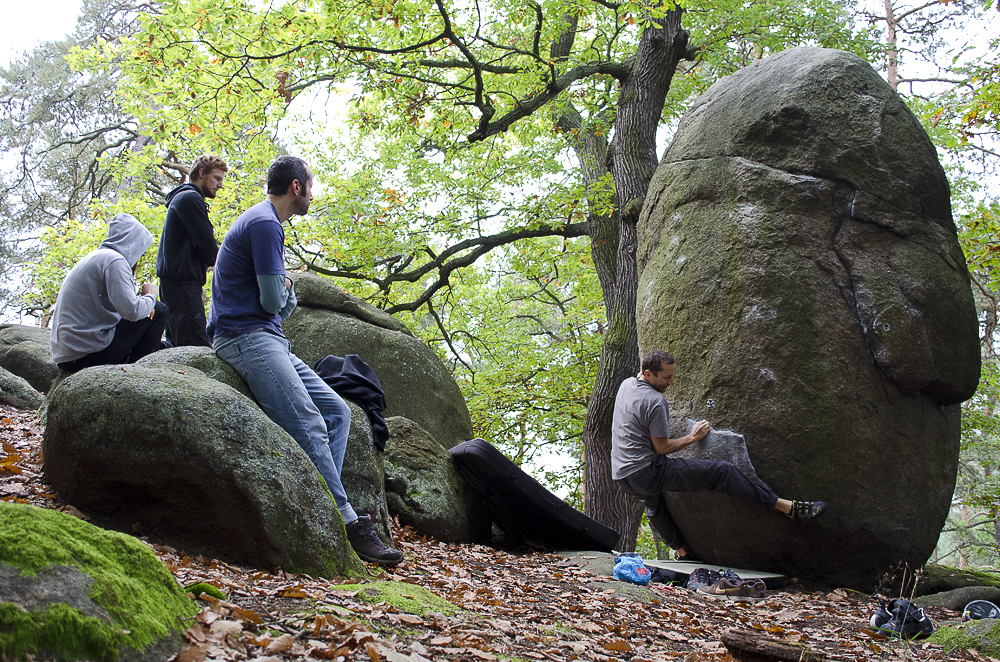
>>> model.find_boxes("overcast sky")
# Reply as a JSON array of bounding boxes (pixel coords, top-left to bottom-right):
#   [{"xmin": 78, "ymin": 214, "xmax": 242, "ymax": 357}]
[{"xmin": 2, "ymin": 0, "xmax": 84, "ymax": 67}]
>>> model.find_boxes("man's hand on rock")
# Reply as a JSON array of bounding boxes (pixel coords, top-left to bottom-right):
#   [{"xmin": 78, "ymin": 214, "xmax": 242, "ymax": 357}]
[{"xmin": 691, "ymin": 420, "xmax": 712, "ymax": 441}]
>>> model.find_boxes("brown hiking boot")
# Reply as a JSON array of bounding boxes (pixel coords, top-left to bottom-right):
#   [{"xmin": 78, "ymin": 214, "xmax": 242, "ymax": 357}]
[
  {"xmin": 346, "ymin": 515, "xmax": 403, "ymax": 566},
  {"xmin": 697, "ymin": 578, "xmax": 767, "ymax": 601}
]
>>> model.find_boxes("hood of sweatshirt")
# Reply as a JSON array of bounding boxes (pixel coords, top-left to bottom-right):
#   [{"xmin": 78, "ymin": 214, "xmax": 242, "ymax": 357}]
[
  {"xmin": 100, "ymin": 213, "xmax": 154, "ymax": 268},
  {"xmin": 165, "ymin": 182, "xmax": 203, "ymax": 207}
]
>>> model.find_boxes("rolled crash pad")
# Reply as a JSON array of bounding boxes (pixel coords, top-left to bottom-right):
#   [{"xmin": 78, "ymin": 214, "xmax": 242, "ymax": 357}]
[{"xmin": 450, "ymin": 438, "xmax": 620, "ymax": 552}]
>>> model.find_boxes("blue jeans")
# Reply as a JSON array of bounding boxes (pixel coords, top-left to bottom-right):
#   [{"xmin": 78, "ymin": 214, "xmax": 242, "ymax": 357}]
[{"xmin": 214, "ymin": 329, "xmax": 357, "ymax": 524}]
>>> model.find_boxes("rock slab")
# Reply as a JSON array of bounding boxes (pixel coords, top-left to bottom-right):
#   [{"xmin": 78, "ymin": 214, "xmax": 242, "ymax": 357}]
[
  {"xmin": 0, "ymin": 502, "xmax": 195, "ymax": 662},
  {"xmin": 0, "ymin": 324, "xmax": 60, "ymax": 395},
  {"xmin": 636, "ymin": 47, "xmax": 979, "ymax": 589},
  {"xmin": 43, "ymin": 364, "xmax": 365, "ymax": 578}
]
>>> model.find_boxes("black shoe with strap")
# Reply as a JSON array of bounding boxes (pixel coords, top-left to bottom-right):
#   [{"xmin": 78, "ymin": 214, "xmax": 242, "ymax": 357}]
[
  {"xmin": 346, "ymin": 515, "xmax": 404, "ymax": 566},
  {"xmin": 786, "ymin": 501, "xmax": 827, "ymax": 520}
]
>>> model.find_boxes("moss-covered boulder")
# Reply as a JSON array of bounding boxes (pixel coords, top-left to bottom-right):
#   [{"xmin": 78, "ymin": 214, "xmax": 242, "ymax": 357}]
[
  {"xmin": 43, "ymin": 364, "xmax": 366, "ymax": 578},
  {"xmin": 284, "ymin": 273, "xmax": 473, "ymax": 449},
  {"xmin": 341, "ymin": 400, "xmax": 394, "ymax": 546},
  {"xmin": 929, "ymin": 619, "xmax": 1000, "ymax": 657},
  {"xmin": 0, "ymin": 502, "xmax": 196, "ymax": 661},
  {"xmin": 0, "ymin": 366, "xmax": 43, "ymax": 410},
  {"xmin": 636, "ymin": 47, "xmax": 979, "ymax": 589},
  {"xmin": 135, "ymin": 345, "xmax": 253, "ymax": 400},
  {"xmin": 0, "ymin": 325, "xmax": 60, "ymax": 395},
  {"xmin": 912, "ymin": 565, "xmax": 1000, "ymax": 598},
  {"xmin": 383, "ymin": 417, "xmax": 491, "ymax": 544}
]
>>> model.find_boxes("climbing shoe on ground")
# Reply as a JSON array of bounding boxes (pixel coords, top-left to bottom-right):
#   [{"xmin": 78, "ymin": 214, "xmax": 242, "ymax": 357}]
[
  {"xmin": 963, "ymin": 600, "xmax": 1000, "ymax": 621},
  {"xmin": 870, "ymin": 600, "xmax": 893, "ymax": 630},
  {"xmin": 697, "ymin": 578, "xmax": 767, "ymax": 601},
  {"xmin": 685, "ymin": 567, "xmax": 722, "ymax": 591},
  {"xmin": 871, "ymin": 598, "xmax": 934, "ymax": 639},
  {"xmin": 346, "ymin": 515, "xmax": 404, "ymax": 566},
  {"xmin": 786, "ymin": 500, "xmax": 827, "ymax": 520}
]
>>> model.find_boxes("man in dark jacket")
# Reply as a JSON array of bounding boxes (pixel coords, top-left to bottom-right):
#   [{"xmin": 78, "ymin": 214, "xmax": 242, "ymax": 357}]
[{"xmin": 156, "ymin": 154, "xmax": 228, "ymax": 347}]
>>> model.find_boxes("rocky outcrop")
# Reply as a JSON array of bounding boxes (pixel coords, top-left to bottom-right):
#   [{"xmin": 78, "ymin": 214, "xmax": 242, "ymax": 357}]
[
  {"xmin": 383, "ymin": 417, "xmax": 491, "ymax": 543},
  {"xmin": 285, "ymin": 273, "xmax": 473, "ymax": 448},
  {"xmin": 0, "ymin": 324, "xmax": 60, "ymax": 394},
  {"xmin": 43, "ymin": 364, "xmax": 366, "ymax": 578},
  {"xmin": 0, "ymin": 502, "xmax": 195, "ymax": 662},
  {"xmin": 636, "ymin": 47, "xmax": 980, "ymax": 589},
  {"xmin": 0, "ymin": 365, "xmax": 44, "ymax": 410}
]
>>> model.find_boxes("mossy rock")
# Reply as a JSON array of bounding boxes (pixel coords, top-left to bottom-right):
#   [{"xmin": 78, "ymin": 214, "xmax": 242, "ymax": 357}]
[
  {"xmin": 910, "ymin": 564, "xmax": 1000, "ymax": 597},
  {"xmin": 333, "ymin": 581, "xmax": 459, "ymax": 616},
  {"xmin": 0, "ymin": 502, "xmax": 196, "ymax": 661},
  {"xmin": 928, "ymin": 619, "xmax": 1000, "ymax": 657}
]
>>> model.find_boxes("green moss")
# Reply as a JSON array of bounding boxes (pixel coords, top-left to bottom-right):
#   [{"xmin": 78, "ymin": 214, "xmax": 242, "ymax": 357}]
[
  {"xmin": 915, "ymin": 564, "xmax": 1000, "ymax": 595},
  {"xmin": 333, "ymin": 581, "xmax": 459, "ymax": 616},
  {"xmin": 185, "ymin": 582, "xmax": 225, "ymax": 600},
  {"xmin": 0, "ymin": 602, "xmax": 123, "ymax": 662},
  {"xmin": 928, "ymin": 620, "xmax": 1000, "ymax": 657},
  {"xmin": 0, "ymin": 503, "xmax": 197, "ymax": 660}
]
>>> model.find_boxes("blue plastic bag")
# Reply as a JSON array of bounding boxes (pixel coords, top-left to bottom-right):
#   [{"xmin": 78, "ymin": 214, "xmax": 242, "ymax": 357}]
[{"xmin": 613, "ymin": 553, "xmax": 650, "ymax": 585}]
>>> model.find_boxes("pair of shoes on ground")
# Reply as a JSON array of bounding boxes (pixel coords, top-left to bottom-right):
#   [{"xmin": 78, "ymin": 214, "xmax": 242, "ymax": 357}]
[
  {"xmin": 870, "ymin": 598, "xmax": 934, "ymax": 639},
  {"xmin": 785, "ymin": 500, "xmax": 827, "ymax": 520},
  {"xmin": 698, "ymin": 577, "xmax": 767, "ymax": 601},
  {"xmin": 346, "ymin": 515, "xmax": 403, "ymax": 566},
  {"xmin": 685, "ymin": 567, "xmax": 740, "ymax": 592}
]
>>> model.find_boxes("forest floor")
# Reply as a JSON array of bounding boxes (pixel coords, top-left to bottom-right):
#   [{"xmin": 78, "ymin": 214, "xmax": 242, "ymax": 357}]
[{"xmin": 0, "ymin": 405, "xmax": 988, "ymax": 662}]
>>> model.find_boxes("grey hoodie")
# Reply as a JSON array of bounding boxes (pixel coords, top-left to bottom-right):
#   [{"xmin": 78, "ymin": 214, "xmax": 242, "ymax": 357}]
[{"xmin": 50, "ymin": 213, "xmax": 157, "ymax": 364}]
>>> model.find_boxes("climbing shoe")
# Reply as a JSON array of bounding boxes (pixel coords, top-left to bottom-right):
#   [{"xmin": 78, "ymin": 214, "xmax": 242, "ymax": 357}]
[
  {"xmin": 786, "ymin": 501, "xmax": 827, "ymax": 520},
  {"xmin": 674, "ymin": 549, "xmax": 698, "ymax": 562},
  {"xmin": 871, "ymin": 598, "xmax": 934, "ymax": 639},
  {"xmin": 685, "ymin": 567, "xmax": 722, "ymax": 591},
  {"xmin": 697, "ymin": 578, "xmax": 767, "ymax": 601},
  {"xmin": 963, "ymin": 600, "xmax": 1000, "ymax": 622},
  {"xmin": 346, "ymin": 515, "xmax": 404, "ymax": 566},
  {"xmin": 869, "ymin": 600, "xmax": 893, "ymax": 630}
]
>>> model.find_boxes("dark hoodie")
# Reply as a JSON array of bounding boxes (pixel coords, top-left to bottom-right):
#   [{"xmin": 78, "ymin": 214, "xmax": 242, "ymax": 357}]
[
  {"xmin": 156, "ymin": 183, "xmax": 218, "ymax": 285},
  {"xmin": 50, "ymin": 213, "xmax": 156, "ymax": 364}
]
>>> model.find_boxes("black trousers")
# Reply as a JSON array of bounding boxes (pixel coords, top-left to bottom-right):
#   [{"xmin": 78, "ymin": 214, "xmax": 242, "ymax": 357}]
[
  {"xmin": 160, "ymin": 281, "xmax": 211, "ymax": 348},
  {"xmin": 57, "ymin": 301, "xmax": 169, "ymax": 372},
  {"xmin": 615, "ymin": 455, "xmax": 779, "ymax": 550}
]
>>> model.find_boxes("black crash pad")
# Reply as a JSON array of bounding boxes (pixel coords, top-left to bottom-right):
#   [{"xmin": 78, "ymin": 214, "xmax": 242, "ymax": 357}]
[{"xmin": 450, "ymin": 438, "xmax": 620, "ymax": 552}]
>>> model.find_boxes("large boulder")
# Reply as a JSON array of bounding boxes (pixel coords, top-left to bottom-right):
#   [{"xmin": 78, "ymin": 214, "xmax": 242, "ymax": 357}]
[
  {"xmin": 0, "ymin": 324, "xmax": 60, "ymax": 394},
  {"xmin": 383, "ymin": 417, "xmax": 491, "ymax": 543},
  {"xmin": 284, "ymin": 273, "xmax": 473, "ymax": 448},
  {"xmin": 0, "ymin": 366, "xmax": 44, "ymax": 410},
  {"xmin": 0, "ymin": 502, "xmax": 196, "ymax": 662},
  {"xmin": 636, "ymin": 47, "xmax": 980, "ymax": 589},
  {"xmin": 43, "ymin": 364, "xmax": 366, "ymax": 578},
  {"xmin": 136, "ymin": 345, "xmax": 253, "ymax": 400}
]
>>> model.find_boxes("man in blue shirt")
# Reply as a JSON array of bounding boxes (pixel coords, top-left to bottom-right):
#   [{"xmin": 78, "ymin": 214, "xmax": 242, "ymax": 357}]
[{"xmin": 208, "ymin": 155, "xmax": 402, "ymax": 566}]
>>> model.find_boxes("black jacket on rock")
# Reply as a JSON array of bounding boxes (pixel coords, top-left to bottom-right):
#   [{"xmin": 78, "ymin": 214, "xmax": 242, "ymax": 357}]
[
  {"xmin": 314, "ymin": 354, "xmax": 390, "ymax": 452},
  {"xmin": 156, "ymin": 183, "xmax": 218, "ymax": 285}
]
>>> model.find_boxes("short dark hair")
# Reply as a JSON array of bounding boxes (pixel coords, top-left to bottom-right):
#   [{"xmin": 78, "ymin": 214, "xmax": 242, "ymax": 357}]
[
  {"xmin": 266, "ymin": 155, "xmax": 311, "ymax": 195},
  {"xmin": 189, "ymin": 154, "xmax": 228, "ymax": 182},
  {"xmin": 642, "ymin": 349, "xmax": 675, "ymax": 374}
]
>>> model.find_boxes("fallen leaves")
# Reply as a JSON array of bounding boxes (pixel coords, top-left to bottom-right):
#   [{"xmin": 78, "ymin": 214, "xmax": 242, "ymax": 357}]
[{"xmin": 0, "ymin": 403, "xmax": 964, "ymax": 662}]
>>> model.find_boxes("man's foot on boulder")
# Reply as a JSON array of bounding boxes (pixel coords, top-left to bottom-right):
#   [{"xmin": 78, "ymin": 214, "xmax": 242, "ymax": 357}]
[
  {"xmin": 786, "ymin": 500, "xmax": 827, "ymax": 520},
  {"xmin": 674, "ymin": 549, "xmax": 698, "ymax": 562},
  {"xmin": 346, "ymin": 515, "xmax": 404, "ymax": 566}
]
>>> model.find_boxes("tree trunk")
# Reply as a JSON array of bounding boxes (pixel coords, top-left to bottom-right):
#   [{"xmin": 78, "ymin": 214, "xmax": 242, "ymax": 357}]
[{"xmin": 582, "ymin": 5, "xmax": 689, "ymax": 550}]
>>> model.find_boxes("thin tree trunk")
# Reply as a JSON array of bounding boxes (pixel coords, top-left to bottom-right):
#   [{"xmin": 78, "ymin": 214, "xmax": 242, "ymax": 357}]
[
  {"xmin": 884, "ymin": 0, "xmax": 899, "ymax": 90},
  {"xmin": 583, "ymin": 5, "xmax": 689, "ymax": 550}
]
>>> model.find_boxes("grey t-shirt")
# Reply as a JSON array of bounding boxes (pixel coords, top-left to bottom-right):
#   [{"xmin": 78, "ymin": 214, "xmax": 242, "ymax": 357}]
[{"xmin": 611, "ymin": 377, "xmax": 671, "ymax": 480}]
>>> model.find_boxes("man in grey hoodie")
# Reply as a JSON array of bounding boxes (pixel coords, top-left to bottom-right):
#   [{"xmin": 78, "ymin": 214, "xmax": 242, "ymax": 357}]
[{"xmin": 50, "ymin": 213, "xmax": 168, "ymax": 372}]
